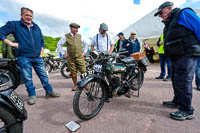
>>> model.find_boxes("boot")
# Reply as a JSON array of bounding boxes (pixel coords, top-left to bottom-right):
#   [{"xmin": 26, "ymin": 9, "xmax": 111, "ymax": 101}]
[{"xmin": 71, "ymin": 74, "xmax": 78, "ymax": 91}]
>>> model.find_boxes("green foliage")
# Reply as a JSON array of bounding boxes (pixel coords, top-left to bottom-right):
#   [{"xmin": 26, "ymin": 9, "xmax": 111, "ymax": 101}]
[
  {"xmin": 43, "ymin": 36, "xmax": 61, "ymax": 52},
  {"xmin": 0, "ymin": 35, "xmax": 61, "ymax": 54},
  {"xmin": 0, "ymin": 41, "xmax": 2, "ymax": 53}
]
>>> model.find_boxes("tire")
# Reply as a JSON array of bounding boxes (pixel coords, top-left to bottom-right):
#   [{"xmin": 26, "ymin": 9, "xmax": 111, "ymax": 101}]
[
  {"xmin": 0, "ymin": 67, "xmax": 20, "ymax": 91},
  {"xmin": 129, "ymin": 66, "xmax": 144, "ymax": 91},
  {"xmin": 60, "ymin": 63, "xmax": 71, "ymax": 79},
  {"xmin": 44, "ymin": 62, "xmax": 52, "ymax": 73},
  {"xmin": 73, "ymin": 78, "xmax": 105, "ymax": 120},
  {"xmin": 0, "ymin": 106, "xmax": 23, "ymax": 133}
]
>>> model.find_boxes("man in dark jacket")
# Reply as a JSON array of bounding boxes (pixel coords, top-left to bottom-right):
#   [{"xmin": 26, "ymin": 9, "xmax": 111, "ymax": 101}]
[
  {"xmin": 154, "ymin": 1, "xmax": 200, "ymax": 120},
  {"xmin": 114, "ymin": 32, "xmax": 126, "ymax": 53},
  {"xmin": 0, "ymin": 7, "xmax": 60, "ymax": 105}
]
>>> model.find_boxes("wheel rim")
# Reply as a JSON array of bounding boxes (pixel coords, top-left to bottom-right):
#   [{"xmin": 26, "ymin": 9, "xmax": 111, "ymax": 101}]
[
  {"xmin": 0, "ymin": 70, "xmax": 14, "ymax": 91},
  {"xmin": 77, "ymin": 80, "xmax": 104, "ymax": 117},
  {"xmin": 0, "ymin": 118, "xmax": 7, "ymax": 133},
  {"xmin": 45, "ymin": 63, "xmax": 51, "ymax": 72},
  {"xmin": 129, "ymin": 67, "xmax": 144, "ymax": 90}
]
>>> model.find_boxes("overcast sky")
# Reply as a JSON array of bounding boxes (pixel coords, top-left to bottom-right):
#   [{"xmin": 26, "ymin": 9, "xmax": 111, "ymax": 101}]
[{"xmin": 0, "ymin": 0, "xmax": 187, "ymax": 38}]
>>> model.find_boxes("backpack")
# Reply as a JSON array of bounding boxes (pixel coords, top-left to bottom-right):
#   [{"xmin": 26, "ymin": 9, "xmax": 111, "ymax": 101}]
[{"xmin": 1, "ymin": 35, "xmax": 16, "ymax": 58}]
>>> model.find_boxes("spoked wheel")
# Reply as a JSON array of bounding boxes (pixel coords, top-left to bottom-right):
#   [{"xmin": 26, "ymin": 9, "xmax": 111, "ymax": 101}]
[
  {"xmin": 44, "ymin": 62, "xmax": 52, "ymax": 74},
  {"xmin": 129, "ymin": 66, "xmax": 144, "ymax": 91},
  {"xmin": 0, "ymin": 67, "xmax": 20, "ymax": 91},
  {"xmin": 0, "ymin": 106, "xmax": 23, "ymax": 133},
  {"xmin": 60, "ymin": 63, "xmax": 71, "ymax": 78},
  {"xmin": 73, "ymin": 78, "xmax": 105, "ymax": 120}
]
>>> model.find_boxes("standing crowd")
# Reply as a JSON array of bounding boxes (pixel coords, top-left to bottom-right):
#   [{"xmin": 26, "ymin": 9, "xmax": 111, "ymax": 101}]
[{"xmin": 0, "ymin": 1, "xmax": 200, "ymax": 121}]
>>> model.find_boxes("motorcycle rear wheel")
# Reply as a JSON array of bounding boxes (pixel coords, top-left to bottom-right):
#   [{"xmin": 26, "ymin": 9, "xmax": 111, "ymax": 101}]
[
  {"xmin": 129, "ymin": 66, "xmax": 144, "ymax": 91},
  {"xmin": 73, "ymin": 78, "xmax": 105, "ymax": 120},
  {"xmin": 60, "ymin": 63, "xmax": 71, "ymax": 79},
  {"xmin": 0, "ymin": 105, "xmax": 23, "ymax": 133},
  {"xmin": 44, "ymin": 62, "xmax": 52, "ymax": 73}
]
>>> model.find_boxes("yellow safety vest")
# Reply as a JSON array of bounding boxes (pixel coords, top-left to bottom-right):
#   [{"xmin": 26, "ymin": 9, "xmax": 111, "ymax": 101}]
[{"xmin": 158, "ymin": 34, "xmax": 164, "ymax": 54}]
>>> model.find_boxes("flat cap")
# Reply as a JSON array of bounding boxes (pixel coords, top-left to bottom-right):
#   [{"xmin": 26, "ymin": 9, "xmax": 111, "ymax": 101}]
[
  {"xmin": 69, "ymin": 23, "xmax": 80, "ymax": 28},
  {"xmin": 154, "ymin": 1, "xmax": 173, "ymax": 16},
  {"xmin": 99, "ymin": 23, "xmax": 108, "ymax": 31}
]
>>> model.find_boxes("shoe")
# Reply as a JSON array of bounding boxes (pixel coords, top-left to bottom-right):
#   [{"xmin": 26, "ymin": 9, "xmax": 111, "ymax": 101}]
[
  {"xmin": 155, "ymin": 76, "xmax": 164, "ymax": 79},
  {"xmin": 125, "ymin": 93, "xmax": 131, "ymax": 98},
  {"xmin": 72, "ymin": 85, "xmax": 78, "ymax": 91},
  {"xmin": 46, "ymin": 92, "xmax": 61, "ymax": 99},
  {"xmin": 163, "ymin": 101, "xmax": 179, "ymax": 108},
  {"xmin": 170, "ymin": 110, "xmax": 195, "ymax": 121},
  {"xmin": 197, "ymin": 86, "xmax": 200, "ymax": 91},
  {"xmin": 28, "ymin": 96, "xmax": 36, "ymax": 105},
  {"xmin": 163, "ymin": 77, "xmax": 171, "ymax": 81}
]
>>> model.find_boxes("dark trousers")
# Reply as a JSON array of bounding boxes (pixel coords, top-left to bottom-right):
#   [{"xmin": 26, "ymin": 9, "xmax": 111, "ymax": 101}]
[
  {"xmin": 159, "ymin": 54, "xmax": 171, "ymax": 78},
  {"xmin": 171, "ymin": 56, "xmax": 197, "ymax": 114}
]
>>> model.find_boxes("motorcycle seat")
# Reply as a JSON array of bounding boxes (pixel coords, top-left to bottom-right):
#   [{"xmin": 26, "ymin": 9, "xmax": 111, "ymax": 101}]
[{"xmin": 120, "ymin": 57, "xmax": 135, "ymax": 64}]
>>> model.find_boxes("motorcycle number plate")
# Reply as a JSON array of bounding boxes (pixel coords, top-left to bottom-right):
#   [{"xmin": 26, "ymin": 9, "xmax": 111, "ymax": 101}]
[
  {"xmin": 93, "ymin": 64, "xmax": 102, "ymax": 73},
  {"xmin": 81, "ymin": 70, "xmax": 95, "ymax": 79},
  {"xmin": 8, "ymin": 91, "xmax": 24, "ymax": 113}
]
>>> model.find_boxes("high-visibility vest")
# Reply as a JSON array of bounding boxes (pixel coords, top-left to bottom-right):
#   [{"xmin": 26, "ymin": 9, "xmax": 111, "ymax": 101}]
[{"xmin": 158, "ymin": 34, "xmax": 164, "ymax": 54}]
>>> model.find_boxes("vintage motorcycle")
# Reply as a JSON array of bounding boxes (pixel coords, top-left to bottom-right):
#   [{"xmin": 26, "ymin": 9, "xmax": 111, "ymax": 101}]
[
  {"xmin": 43, "ymin": 53, "xmax": 65, "ymax": 73},
  {"xmin": 0, "ymin": 66, "xmax": 27, "ymax": 132},
  {"xmin": 73, "ymin": 51, "xmax": 144, "ymax": 120},
  {"xmin": 0, "ymin": 58, "xmax": 21, "ymax": 91}
]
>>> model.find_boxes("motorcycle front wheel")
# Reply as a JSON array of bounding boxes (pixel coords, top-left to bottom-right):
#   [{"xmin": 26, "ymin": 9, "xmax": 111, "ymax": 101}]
[
  {"xmin": 0, "ymin": 106, "xmax": 23, "ymax": 133},
  {"xmin": 73, "ymin": 78, "xmax": 105, "ymax": 120}
]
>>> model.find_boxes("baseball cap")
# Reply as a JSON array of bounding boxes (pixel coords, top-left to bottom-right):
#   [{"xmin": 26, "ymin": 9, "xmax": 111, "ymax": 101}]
[
  {"xmin": 154, "ymin": 1, "xmax": 174, "ymax": 16},
  {"xmin": 117, "ymin": 32, "xmax": 124, "ymax": 36}
]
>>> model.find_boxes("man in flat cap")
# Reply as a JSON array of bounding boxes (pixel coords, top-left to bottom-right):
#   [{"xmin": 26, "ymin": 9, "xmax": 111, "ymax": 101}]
[
  {"xmin": 91, "ymin": 23, "xmax": 114, "ymax": 53},
  {"xmin": 154, "ymin": 1, "xmax": 200, "ymax": 120},
  {"xmin": 57, "ymin": 23, "xmax": 89, "ymax": 91}
]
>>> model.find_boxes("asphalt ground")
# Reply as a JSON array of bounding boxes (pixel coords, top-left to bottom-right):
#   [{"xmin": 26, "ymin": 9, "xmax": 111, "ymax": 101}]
[{"xmin": 15, "ymin": 63, "xmax": 200, "ymax": 133}]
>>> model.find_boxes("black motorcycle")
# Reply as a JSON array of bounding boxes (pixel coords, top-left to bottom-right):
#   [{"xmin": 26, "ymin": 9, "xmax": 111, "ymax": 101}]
[
  {"xmin": 0, "ymin": 73, "xmax": 27, "ymax": 132},
  {"xmin": 43, "ymin": 53, "xmax": 65, "ymax": 74},
  {"xmin": 0, "ymin": 58, "xmax": 21, "ymax": 91},
  {"xmin": 73, "ymin": 51, "xmax": 144, "ymax": 120}
]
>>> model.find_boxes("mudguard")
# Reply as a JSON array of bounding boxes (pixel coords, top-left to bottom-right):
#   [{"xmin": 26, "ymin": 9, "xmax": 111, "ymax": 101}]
[
  {"xmin": 0, "ymin": 90, "xmax": 27, "ymax": 121},
  {"xmin": 77, "ymin": 75, "xmax": 109, "ymax": 90}
]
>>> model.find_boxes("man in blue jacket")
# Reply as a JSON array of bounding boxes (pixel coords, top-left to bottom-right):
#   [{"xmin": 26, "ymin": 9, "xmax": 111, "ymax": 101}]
[
  {"xmin": 0, "ymin": 7, "xmax": 60, "ymax": 105},
  {"xmin": 154, "ymin": 1, "xmax": 200, "ymax": 120},
  {"xmin": 122, "ymin": 31, "xmax": 141, "ymax": 57}
]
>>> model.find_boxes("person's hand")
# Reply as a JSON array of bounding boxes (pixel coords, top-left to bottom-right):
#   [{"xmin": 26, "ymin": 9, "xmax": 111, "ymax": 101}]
[
  {"xmin": 127, "ymin": 43, "xmax": 130, "ymax": 47},
  {"xmin": 64, "ymin": 53, "xmax": 69, "ymax": 57},
  {"xmin": 82, "ymin": 52, "xmax": 86, "ymax": 56},
  {"xmin": 12, "ymin": 42, "xmax": 19, "ymax": 48}
]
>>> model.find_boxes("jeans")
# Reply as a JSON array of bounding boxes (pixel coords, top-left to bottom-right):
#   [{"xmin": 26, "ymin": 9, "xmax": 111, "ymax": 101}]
[
  {"xmin": 159, "ymin": 54, "xmax": 171, "ymax": 78},
  {"xmin": 171, "ymin": 57, "xmax": 197, "ymax": 114},
  {"xmin": 18, "ymin": 56, "xmax": 53, "ymax": 96},
  {"xmin": 195, "ymin": 57, "xmax": 200, "ymax": 87}
]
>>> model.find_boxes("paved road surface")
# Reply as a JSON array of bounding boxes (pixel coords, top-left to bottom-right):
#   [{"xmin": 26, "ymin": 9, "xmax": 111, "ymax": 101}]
[{"xmin": 15, "ymin": 63, "xmax": 200, "ymax": 133}]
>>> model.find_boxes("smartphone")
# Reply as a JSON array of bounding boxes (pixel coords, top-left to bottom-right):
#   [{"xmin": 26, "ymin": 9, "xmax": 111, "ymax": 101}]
[{"xmin": 65, "ymin": 121, "xmax": 81, "ymax": 132}]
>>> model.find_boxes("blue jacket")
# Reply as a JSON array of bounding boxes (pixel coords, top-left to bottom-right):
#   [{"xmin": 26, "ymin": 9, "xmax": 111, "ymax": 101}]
[
  {"xmin": 122, "ymin": 38, "xmax": 141, "ymax": 56},
  {"xmin": 178, "ymin": 9, "xmax": 200, "ymax": 43},
  {"xmin": 0, "ymin": 20, "xmax": 44, "ymax": 57}
]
